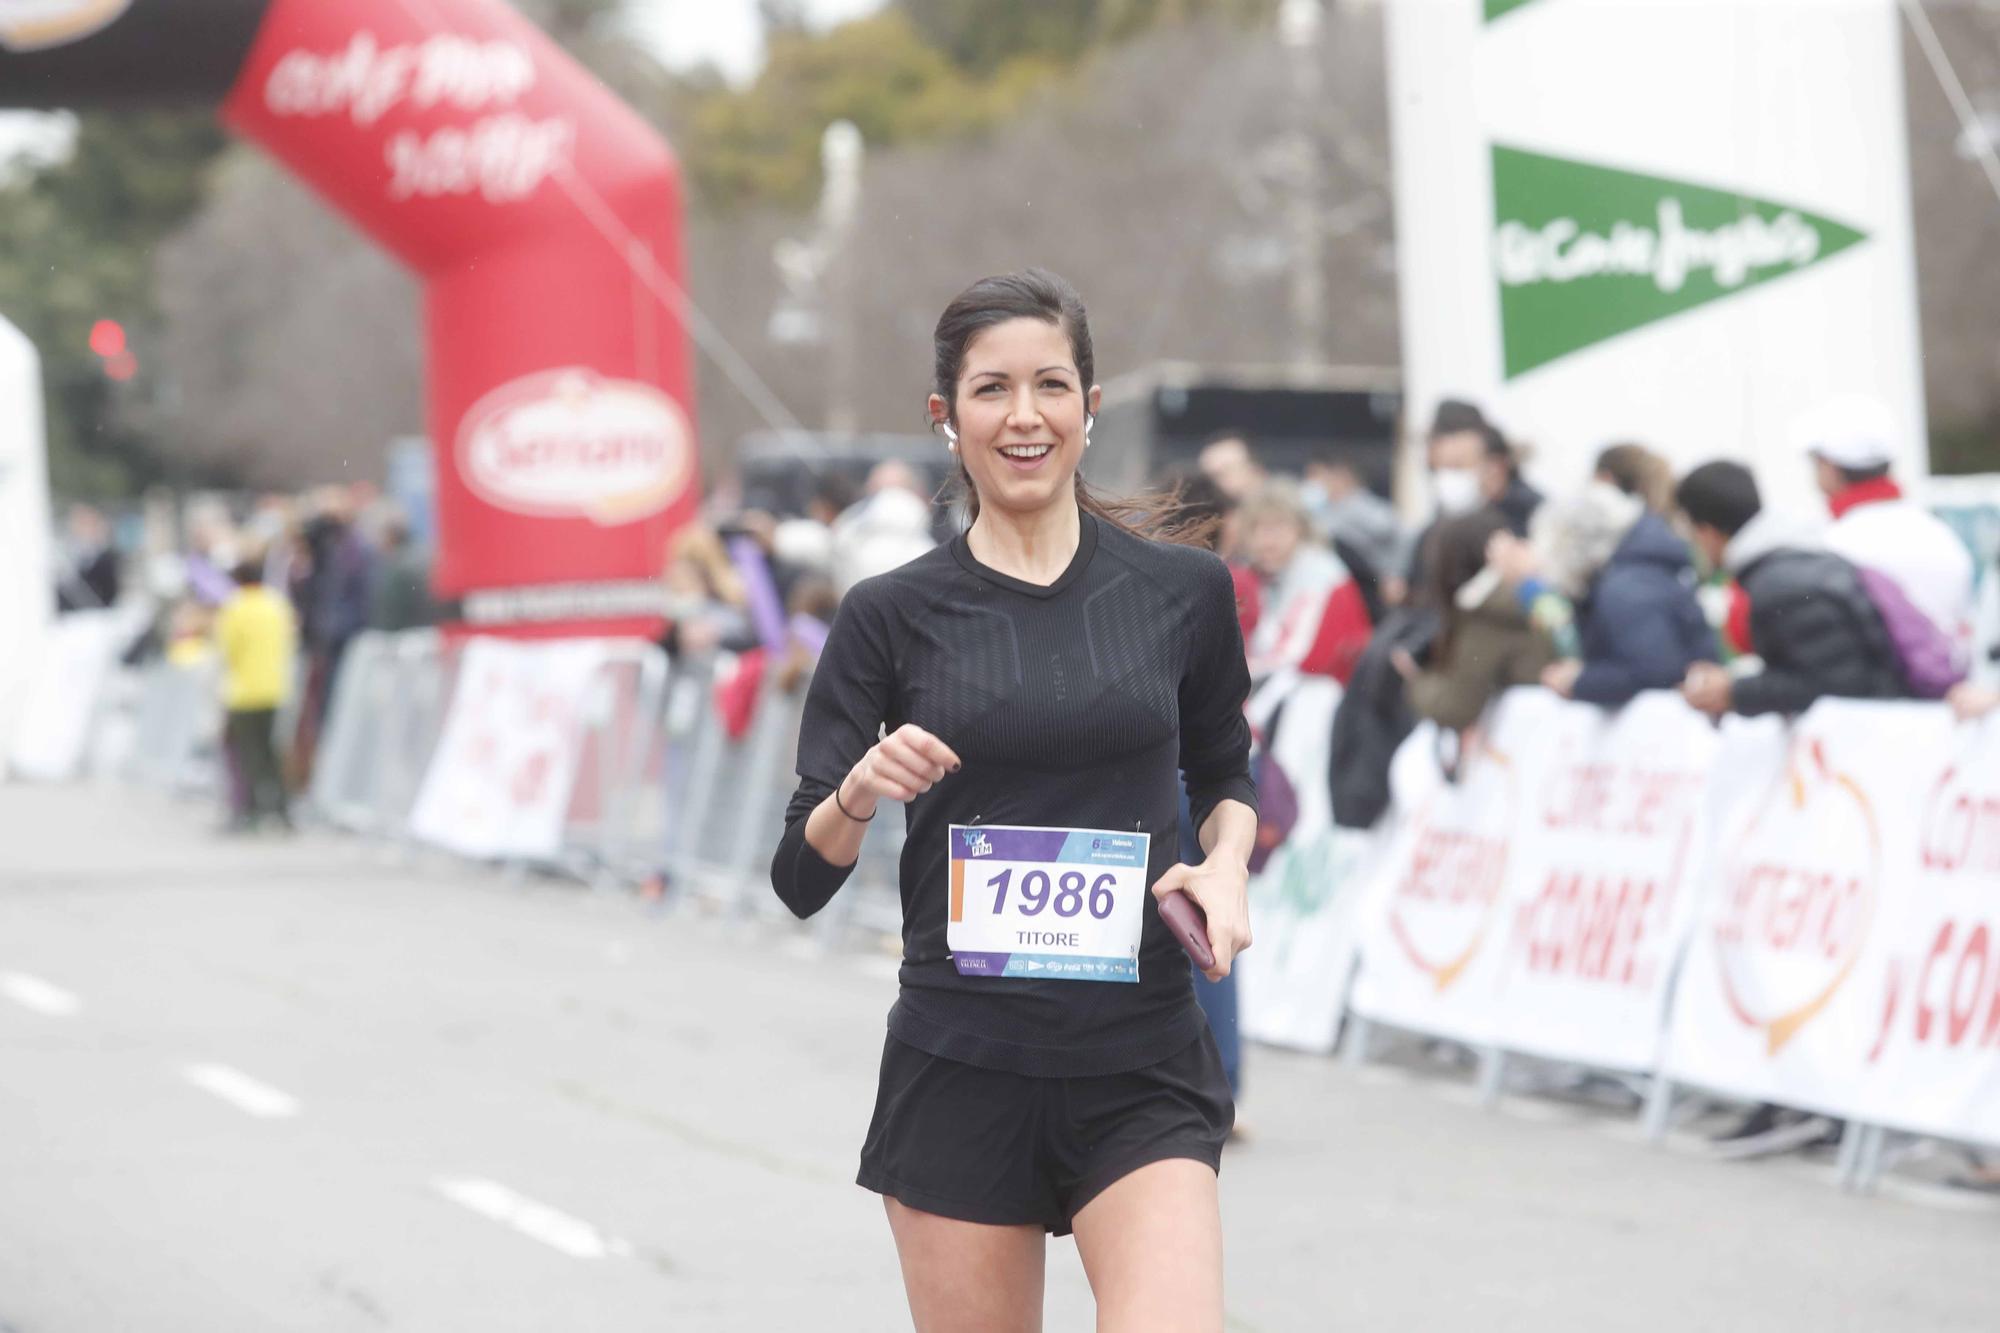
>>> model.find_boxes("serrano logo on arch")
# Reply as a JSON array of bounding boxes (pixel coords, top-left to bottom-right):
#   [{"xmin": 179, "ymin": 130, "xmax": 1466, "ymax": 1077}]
[
  {"xmin": 1713, "ymin": 736, "xmax": 1879, "ymax": 1055},
  {"xmin": 457, "ymin": 367, "xmax": 694, "ymax": 527}
]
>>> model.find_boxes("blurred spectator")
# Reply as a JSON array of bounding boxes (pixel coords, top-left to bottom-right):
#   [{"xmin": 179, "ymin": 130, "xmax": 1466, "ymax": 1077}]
[
  {"xmin": 290, "ymin": 487, "xmax": 377, "ymax": 785},
  {"xmin": 55, "ymin": 503, "xmax": 121, "ymax": 612},
  {"xmin": 301, "ymin": 489, "xmax": 377, "ymax": 669},
  {"xmin": 1594, "ymin": 442, "xmax": 1676, "ymax": 514},
  {"xmin": 771, "ymin": 472, "xmax": 855, "ymax": 582},
  {"xmin": 1241, "ymin": 479, "xmax": 1373, "ymax": 686},
  {"xmin": 1303, "ymin": 453, "xmax": 1402, "ymax": 593},
  {"xmin": 215, "ymin": 555, "xmax": 297, "ymax": 833},
  {"xmin": 182, "ymin": 501, "xmax": 240, "ymax": 609},
  {"xmin": 1171, "ymin": 472, "xmax": 1260, "ymax": 640},
  {"xmin": 1397, "ymin": 398, "xmax": 1543, "ymax": 607},
  {"xmin": 831, "ymin": 461, "xmax": 937, "ymax": 593},
  {"xmin": 1491, "ymin": 480, "xmax": 1714, "ymax": 706},
  {"xmin": 1674, "ymin": 461, "xmax": 1903, "ymax": 718},
  {"xmin": 1801, "ymin": 396, "xmax": 1975, "ymax": 689},
  {"xmin": 661, "ymin": 521, "xmax": 755, "ymax": 659},
  {"xmin": 367, "ymin": 511, "xmax": 437, "ymax": 633},
  {"xmin": 1392, "ymin": 508, "xmax": 1553, "ymax": 731},
  {"xmin": 1198, "ymin": 432, "xmax": 1266, "ymax": 502},
  {"xmin": 1428, "ymin": 398, "xmax": 1543, "ymax": 537}
]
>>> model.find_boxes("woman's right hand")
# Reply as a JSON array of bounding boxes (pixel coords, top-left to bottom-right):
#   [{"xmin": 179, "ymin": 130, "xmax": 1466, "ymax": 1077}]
[{"xmin": 841, "ymin": 724, "xmax": 962, "ymax": 813}]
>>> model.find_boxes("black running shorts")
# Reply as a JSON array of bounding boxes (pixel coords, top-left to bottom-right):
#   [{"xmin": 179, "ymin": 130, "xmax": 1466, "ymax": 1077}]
[{"xmin": 856, "ymin": 1028, "xmax": 1233, "ymax": 1236}]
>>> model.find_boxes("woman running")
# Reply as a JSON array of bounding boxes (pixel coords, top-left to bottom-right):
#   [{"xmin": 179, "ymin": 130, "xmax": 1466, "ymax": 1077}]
[{"xmin": 771, "ymin": 269, "xmax": 1257, "ymax": 1333}]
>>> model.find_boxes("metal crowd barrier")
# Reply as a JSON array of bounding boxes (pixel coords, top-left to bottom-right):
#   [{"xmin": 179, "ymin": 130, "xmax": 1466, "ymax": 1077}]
[
  {"xmin": 123, "ymin": 657, "xmax": 223, "ymax": 796},
  {"xmin": 557, "ymin": 640, "xmax": 670, "ymax": 885},
  {"xmin": 657, "ymin": 654, "xmax": 903, "ymax": 942},
  {"xmin": 308, "ymin": 629, "xmax": 456, "ymax": 840},
  {"xmin": 111, "ymin": 627, "xmax": 908, "ymax": 949}
]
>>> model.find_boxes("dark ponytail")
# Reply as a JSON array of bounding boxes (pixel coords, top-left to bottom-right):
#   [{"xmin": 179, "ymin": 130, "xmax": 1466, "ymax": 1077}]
[{"xmin": 931, "ymin": 269, "xmax": 1213, "ymax": 548}]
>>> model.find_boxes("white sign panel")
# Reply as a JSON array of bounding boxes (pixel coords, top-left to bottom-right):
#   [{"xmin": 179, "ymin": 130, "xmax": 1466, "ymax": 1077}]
[
  {"xmin": 1387, "ymin": 0, "xmax": 1925, "ymax": 513},
  {"xmin": 408, "ymin": 636, "xmax": 607, "ymax": 859}
]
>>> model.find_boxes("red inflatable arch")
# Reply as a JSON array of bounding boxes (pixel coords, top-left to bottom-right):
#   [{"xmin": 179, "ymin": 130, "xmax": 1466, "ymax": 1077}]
[{"xmin": 1, "ymin": 0, "xmax": 696, "ymax": 635}]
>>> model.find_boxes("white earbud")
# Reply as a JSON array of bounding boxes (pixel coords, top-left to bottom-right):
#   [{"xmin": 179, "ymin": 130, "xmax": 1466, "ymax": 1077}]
[
  {"xmin": 941, "ymin": 421, "xmax": 958, "ymax": 450},
  {"xmin": 1084, "ymin": 413, "xmax": 1094, "ymax": 445}
]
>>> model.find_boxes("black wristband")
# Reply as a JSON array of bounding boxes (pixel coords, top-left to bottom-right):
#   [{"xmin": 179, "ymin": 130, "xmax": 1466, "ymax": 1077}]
[{"xmin": 834, "ymin": 782, "xmax": 875, "ymax": 823}]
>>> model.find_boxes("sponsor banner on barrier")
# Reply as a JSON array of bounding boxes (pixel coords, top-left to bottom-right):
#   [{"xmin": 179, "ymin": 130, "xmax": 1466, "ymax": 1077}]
[
  {"xmin": 1349, "ymin": 690, "xmax": 1716, "ymax": 1070},
  {"xmin": 1238, "ymin": 680, "xmax": 1378, "ymax": 1053},
  {"xmin": 1666, "ymin": 702, "xmax": 2000, "ymax": 1146},
  {"xmin": 408, "ymin": 636, "xmax": 607, "ymax": 860}
]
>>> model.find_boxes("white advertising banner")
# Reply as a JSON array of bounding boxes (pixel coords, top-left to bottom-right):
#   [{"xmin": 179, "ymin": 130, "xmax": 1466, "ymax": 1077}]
[
  {"xmin": 6, "ymin": 609, "xmax": 128, "ymax": 782},
  {"xmin": 1666, "ymin": 701, "xmax": 2000, "ymax": 1147},
  {"xmin": 1387, "ymin": 0, "xmax": 1925, "ymax": 514},
  {"xmin": 1349, "ymin": 689, "xmax": 1717, "ymax": 1071},
  {"xmin": 408, "ymin": 636, "xmax": 607, "ymax": 860},
  {"xmin": 0, "ymin": 314, "xmax": 53, "ymax": 776},
  {"xmin": 1238, "ymin": 679, "xmax": 1384, "ymax": 1053}
]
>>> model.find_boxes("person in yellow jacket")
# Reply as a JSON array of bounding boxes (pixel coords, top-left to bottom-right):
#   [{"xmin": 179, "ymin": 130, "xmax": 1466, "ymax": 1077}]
[{"xmin": 214, "ymin": 557, "xmax": 298, "ymax": 831}]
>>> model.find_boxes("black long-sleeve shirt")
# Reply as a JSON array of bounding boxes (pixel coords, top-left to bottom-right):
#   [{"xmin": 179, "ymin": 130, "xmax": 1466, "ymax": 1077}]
[{"xmin": 771, "ymin": 511, "xmax": 1256, "ymax": 1077}]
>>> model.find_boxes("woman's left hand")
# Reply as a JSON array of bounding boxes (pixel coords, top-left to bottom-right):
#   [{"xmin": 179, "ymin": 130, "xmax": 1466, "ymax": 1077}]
[{"xmin": 1151, "ymin": 856, "xmax": 1252, "ymax": 982}]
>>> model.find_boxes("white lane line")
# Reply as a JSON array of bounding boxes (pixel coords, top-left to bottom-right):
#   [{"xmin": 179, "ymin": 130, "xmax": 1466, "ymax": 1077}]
[
  {"xmin": 1, "ymin": 972, "xmax": 81, "ymax": 1016},
  {"xmin": 434, "ymin": 1178, "xmax": 633, "ymax": 1260},
  {"xmin": 181, "ymin": 1064, "xmax": 302, "ymax": 1119}
]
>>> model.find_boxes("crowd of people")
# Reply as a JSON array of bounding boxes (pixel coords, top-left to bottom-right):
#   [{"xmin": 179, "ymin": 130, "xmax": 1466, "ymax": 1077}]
[
  {"xmin": 1176, "ymin": 394, "xmax": 1997, "ymax": 1164},
  {"xmin": 1178, "ymin": 398, "xmax": 1991, "ymax": 835},
  {"xmin": 54, "ymin": 484, "xmax": 435, "ymax": 831},
  {"xmin": 56, "ymin": 392, "xmax": 1996, "ymax": 853}
]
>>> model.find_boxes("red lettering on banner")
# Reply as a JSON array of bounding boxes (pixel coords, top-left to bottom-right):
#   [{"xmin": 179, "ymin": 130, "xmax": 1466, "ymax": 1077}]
[
  {"xmin": 1516, "ymin": 870, "xmax": 1655, "ymax": 986},
  {"xmin": 1916, "ymin": 921, "xmax": 1954, "ymax": 1043},
  {"xmin": 1540, "ymin": 763, "xmax": 1699, "ymax": 839},
  {"xmin": 1874, "ymin": 917, "xmax": 2000, "ymax": 1058},
  {"xmin": 1398, "ymin": 829, "xmax": 1507, "ymax": 908},
  {"xmin": 1719, "ymin": 863, "xmax": 1864, "ymax": 961},
  {"xmin": 1920, "ymin": 783, "xmax": 2000, "ymax": 876},
  {"xmin": 1948, "ymin": 924, "xmax": 1990, "ymax": 1046}
]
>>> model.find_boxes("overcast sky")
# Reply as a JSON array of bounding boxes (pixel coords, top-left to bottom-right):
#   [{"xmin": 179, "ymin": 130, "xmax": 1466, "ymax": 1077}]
[{"xmin": 625, "ymin": 0, "xmax": 889, "ymax": 84}]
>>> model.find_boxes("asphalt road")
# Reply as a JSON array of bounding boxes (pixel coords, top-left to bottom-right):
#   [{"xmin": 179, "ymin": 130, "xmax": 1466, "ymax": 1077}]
[{"xmin": 2, "ymin": 782, "xmax": 1995, "ymax": 1332}]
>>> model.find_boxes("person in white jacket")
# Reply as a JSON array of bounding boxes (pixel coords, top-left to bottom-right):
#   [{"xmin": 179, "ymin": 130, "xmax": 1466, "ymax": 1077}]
[{"xmin": 1799, "ymin": 395, "xmax": 1975, "ymax": 673}]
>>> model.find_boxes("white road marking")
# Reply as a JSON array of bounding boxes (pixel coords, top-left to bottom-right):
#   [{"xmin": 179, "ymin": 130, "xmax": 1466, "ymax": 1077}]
[
  {"xmin": 434, "ymin": 1178, "xmax": 633, "ymax": 1260},
  {"xmin": 181, "ymin": 1064, "xmax": 302, "ymax": 1119},
  {"xmin": 1, "ymin": 972, "xmax": 80, "ymax": 1017}
]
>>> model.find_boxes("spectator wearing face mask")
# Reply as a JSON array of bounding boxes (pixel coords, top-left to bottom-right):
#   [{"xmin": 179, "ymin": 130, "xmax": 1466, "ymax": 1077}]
[{"xmin": 1399, "ymin": 400, "xmax": 1544, "ymax": 599}]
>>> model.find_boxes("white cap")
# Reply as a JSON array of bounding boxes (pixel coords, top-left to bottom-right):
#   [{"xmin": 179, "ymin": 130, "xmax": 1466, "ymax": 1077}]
[{"xmin": 1794, "ymin": 395, "xmax": 1897, "ymax": 471}]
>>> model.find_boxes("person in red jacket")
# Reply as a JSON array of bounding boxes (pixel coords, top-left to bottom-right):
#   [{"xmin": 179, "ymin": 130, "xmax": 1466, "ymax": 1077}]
[{"xmin": 1239, "ymin": 479, "xmax": 1373, "ymax": 686}]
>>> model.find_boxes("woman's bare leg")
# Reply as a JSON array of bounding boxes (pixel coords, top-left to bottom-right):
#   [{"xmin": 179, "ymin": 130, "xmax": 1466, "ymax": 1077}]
[
  {"xmin": 884, "ymin": 1197, "xmax": 1047, "ymax": 1333},
  {"xmin": 1068, "ymin": 1159, "xmax": 1222, "ymax": 1333}
]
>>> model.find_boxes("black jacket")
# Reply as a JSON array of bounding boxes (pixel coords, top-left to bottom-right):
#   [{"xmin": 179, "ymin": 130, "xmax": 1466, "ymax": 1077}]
[
  {"xmin": 1572, "ymin": 513, "xmax": 1716, "ymax": 706},
  {"xmin": 1330, "ymin": 606, "xmax": 1438, "ymax": 829},
  {"xmin": 1728, "ymin": 514, "xmax": 1905, "ymax": 716}
]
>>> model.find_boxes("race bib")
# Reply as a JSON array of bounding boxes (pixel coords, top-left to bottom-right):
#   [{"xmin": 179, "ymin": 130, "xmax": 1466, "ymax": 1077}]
[{"xmin": 947, "ymin": 824, "xmax": 1151, "ymax": 983}]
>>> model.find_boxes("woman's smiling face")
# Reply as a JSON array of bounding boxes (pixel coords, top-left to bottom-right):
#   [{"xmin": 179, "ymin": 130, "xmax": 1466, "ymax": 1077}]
[{"xmin": 932, "ymin": 316, "xmax": 1101, "ymax": 520}]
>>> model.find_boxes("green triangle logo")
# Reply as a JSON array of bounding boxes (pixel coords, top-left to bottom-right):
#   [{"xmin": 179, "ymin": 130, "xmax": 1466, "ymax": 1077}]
[
  {"xmin": 1492, "ymin": 145, "xmax": 1867, "ymax": 379},
  {"xmin": 1485, "ymin": 0, "xmax": 1543, "ymax": 20}
]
